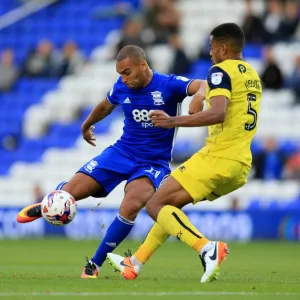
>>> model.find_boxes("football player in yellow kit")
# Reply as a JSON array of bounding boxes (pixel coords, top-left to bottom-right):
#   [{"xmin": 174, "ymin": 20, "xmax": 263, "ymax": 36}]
[{"xmin": 107, "ymin": 23, "xmax": 262, "ymax": 283}]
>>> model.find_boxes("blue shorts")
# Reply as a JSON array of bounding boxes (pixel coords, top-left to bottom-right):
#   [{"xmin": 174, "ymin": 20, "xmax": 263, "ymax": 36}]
[{"xmin": 77, "ymin": 146, "xmax": 170, "ymax": 197}]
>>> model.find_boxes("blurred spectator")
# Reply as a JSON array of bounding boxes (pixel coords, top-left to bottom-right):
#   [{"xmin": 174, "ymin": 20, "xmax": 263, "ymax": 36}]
[
  {"xmin": 22, "ymin": 40, "xmax": 61, "ymax": 77},
  {"xmin": 197, "ymin": 37, "xmax": 211, "ymax": 61},
  {"xmin": 253, "ymin": 138, "xmax": 286, "ymax": 180},
  {"xmin": 262, "ymin": 0, "xmax": 284, "ymax": 44},
  {"xmin": 59, "ymin": 41, "xmax": 85, "ymax": 77},
  {"xmin": 242, "ymin": 0, "xmax": 265, "ymax": 44},
  {"xmin": 229, "ymin": 196, "xmax": 240, "ymax": 211},
  {"xmin": 275, "ymin": 0, "xmax": 299, "ymax": 43},
  {"xmin": 0, "ymin": 49, "xmax": 19, "ymax": 92},
  {"xmin": 115, "ymin": 18, "xmax": 148, "ymax": 56},
  {"xmin": 285, "ymin": 150, "xmax": 300, "ymax": 180},
  {"xmin": 168, "ymin": 33, "xmax": 191, "ymax": 75},
  {"xmin": 33, "ymin": 184, "xmax": 44, "ymax": 204},
  {"xmin": 143, "ymin": 0, "xmax": 181, "ymax": 44},
  {"xmin": 0, "ymin": 135, "xmax": 17, "ymax": 151},
  {"xmin": 260, "ymin": 47, "xmax": 284, "ymax": 89},
  {"xmin": 287, "ymin": 55, "xmax": 300, "ymax": 105}
]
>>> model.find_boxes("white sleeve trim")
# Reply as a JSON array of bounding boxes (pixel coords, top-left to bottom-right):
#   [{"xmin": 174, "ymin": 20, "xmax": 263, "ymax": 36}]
[
  {"xmin": 186, "ymin": 79, "xmax": 194, "ymax": 96},
  {"xmin": 106, "ymin": 96, "xmax": 119, "ymax": 106}
]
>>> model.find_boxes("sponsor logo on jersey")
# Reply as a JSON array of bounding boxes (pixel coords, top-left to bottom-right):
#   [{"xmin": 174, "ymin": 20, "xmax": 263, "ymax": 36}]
[
  {"xmin": 211, "ymin": 72, "xmax": 223, "ymax": 85},
  {"xmin": 179, "ymin": 165, "xmax": 186, "ymax": 172},
  {"xmin": 151, "ymin": 91, "xmax": 164, "ymax": 105},
  {"xmin": 238, "ymin": 64, "xmax": 247, "ymax": 74},
  {"xmin": 132, "ymin": 109, "xmax": 154, "ymax": 128}
]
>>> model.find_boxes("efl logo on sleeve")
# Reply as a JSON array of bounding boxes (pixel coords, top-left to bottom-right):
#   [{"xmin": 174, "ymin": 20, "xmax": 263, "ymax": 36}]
[{"xmin": 211, "ymin": 72, "xmax": 223, "ymax": 85}]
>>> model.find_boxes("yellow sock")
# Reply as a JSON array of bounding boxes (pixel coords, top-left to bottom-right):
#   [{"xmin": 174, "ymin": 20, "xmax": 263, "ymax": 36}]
[
  {"xmin": 134, "ymin": 222, "xmax": 169, "ymax": 264},
  {"xmin": 157, "ymin": 205, "xmax": 210, "ymax": 252}
]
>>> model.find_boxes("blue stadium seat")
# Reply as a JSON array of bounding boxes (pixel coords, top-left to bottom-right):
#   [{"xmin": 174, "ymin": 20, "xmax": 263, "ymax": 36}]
[
  {"xmin": 243, "ymin": 44, "xmax": 263, "ymax": 59},
  {"xmin": 0, "ymin": 0, "xmax": 141, "ymax": 173},
  {"xmin": 247, "ymin": 199, "xmax": 261, "ymax": 210}
]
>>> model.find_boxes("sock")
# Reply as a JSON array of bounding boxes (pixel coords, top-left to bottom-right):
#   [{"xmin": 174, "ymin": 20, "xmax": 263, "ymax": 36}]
[
  {"xmin": 91, "ymin": 214, "xmax": 134, "ymax": 268},
  {"xmin": 200, "ymin": 241, "xmax": 214, "ymax": 256},
  {"xmin": 132, "ymin": 222, "xmax": 169, "ymax": 265},
  {"xmin": 55, "ymin": 181, "xmax": 67, "ymax": 190},
  {"xmin": 157, "ymin": 205, "xmax": 210, "ymax": 253}
]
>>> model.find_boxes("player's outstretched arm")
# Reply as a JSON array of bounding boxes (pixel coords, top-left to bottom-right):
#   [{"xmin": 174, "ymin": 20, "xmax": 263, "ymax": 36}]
[
  {"xmin": 150, "ymin": 96, "xmax": 228, "ymax": 128},
  {"xmin": 81, "ymin": 98, "xmax": 115, "ymax": 146}
]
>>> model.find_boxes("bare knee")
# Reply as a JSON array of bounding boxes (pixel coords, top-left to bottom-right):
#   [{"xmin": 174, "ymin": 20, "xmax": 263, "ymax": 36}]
[
  {"xmin": 119, "ymin": 200, "xmax": 144, "ymax": 221},
  {"xmin": 146, "ymin": 198, "xmax": 164, "ymax": 221}
]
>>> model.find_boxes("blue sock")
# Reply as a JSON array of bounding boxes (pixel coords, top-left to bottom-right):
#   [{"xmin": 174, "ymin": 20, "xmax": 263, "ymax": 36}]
[{"xmin": 91, "ymin": 214, "xmax": 134, "ymax": 268}]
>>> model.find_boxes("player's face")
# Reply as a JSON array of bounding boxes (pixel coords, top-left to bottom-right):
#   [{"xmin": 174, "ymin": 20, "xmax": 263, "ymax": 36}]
[
  {"xmin": 209, "ymin": 37, "xmax": 225, "ymax": 65},
  {"xmin": 116, "ymin": 58, "xmax": 146, "ymax": 89}
]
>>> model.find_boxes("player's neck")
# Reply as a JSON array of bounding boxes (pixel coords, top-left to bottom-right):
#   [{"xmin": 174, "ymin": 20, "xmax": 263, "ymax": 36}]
[
  {"xmin": 142, "ymin": 68, "xmax": 153, "ymax": 88},
  {"xmin": 226, "ymin": 53, "xmax": 243, "ymax": 61}
]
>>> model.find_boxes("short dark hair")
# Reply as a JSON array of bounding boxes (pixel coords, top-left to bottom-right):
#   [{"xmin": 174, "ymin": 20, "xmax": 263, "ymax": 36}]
[
  {"xmin": 116, "ymin": 45, "xmax": 146, "ymax": 62},
  {"xmin": 211, "ymin": 23, "xmax": 245, "ymax": 52}
]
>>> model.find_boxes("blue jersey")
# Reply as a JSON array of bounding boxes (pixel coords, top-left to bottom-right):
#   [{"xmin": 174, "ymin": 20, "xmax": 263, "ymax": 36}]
[{"xmin": 106, "ymin": 71, "xmax": 193, "ymax": 167}]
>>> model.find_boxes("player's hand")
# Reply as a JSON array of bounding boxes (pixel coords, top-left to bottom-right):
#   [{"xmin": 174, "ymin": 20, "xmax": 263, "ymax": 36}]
[
  {"xmin": 82, "ymin": 125, "xmax": 96, "ymax": 146},
  {"xmin": 149, "ymin": 110, "xmax": 176, "ymax": 128}
]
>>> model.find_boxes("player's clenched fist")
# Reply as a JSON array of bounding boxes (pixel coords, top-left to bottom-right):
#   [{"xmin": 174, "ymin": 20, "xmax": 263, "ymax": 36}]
[
  {"xmin": 82, "ymin": 125, "xmax": 97, "ymax": 146},
  {"xmin": 149, "ymin": 110, "xmax": 175, "ymax": 128}
]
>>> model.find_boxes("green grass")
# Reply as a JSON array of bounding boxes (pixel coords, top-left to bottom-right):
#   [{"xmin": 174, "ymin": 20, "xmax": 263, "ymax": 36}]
[{"xmin": 0, "ymin": 239, "xmax": 299, "ymax": 300}]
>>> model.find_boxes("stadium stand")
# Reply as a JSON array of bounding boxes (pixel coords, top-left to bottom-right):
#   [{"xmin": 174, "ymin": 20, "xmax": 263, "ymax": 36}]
[{"xmin": 0, "ymin": 0, "xmax": 299, "ymax": 211}]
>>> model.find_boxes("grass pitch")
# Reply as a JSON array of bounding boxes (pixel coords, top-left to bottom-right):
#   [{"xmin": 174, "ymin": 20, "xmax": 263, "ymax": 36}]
[{"xmin": 0, "ymin": 239, "xmax": 299, "ymax": 300}]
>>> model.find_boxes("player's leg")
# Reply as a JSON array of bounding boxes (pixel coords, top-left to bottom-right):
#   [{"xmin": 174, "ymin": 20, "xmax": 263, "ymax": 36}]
[
  {"xmin": 80, "ymin": 148, "xmax": 139, "ymax": 278},
  {"xmin": 16, "ymin": 172, "xmax": 104, "ymax": 223},
  {"xmin": 16, "ymin": 146, "xmax": 132, "ymax": 224},
  {"xmin": 90, "ymin": 176, "xmax": 155, "ymax": 275},
  {"xmin": 146, "ymin": 175, "xmax": 213, "ymax": 251},
  {"xmin": 106, "ymin": 165, "xmax": 170, "ymax": 279},
  {"xmin": 145, "ymin": 153, "xmax": 231, "ymax": 282},
  {"xmin": 106, "ymin": 175, "xmax": 207, "ymax": 280},
  {"xmin": 107, "ymin": 222, "xmax": 169, "ymax": 279}
]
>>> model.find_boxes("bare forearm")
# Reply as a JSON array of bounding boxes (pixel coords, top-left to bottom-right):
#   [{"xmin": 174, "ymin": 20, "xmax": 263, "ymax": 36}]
[
  {"xmin": 172, "ymin": 108, "xmax": 224, "ymax": 127},
  {"xmin": 189, "ymin": 80, "xmax": 207, "ymax": 114},
  {"xmin": 81, "ymin": 101, "xmax": 114, "ymax": 131},
  {"xmin": 189, "ymin": 93, "xmax": 205, "ymax": 115}
]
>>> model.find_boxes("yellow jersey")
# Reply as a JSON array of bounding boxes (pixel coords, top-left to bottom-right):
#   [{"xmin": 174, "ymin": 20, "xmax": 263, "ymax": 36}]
[{"xmin": 200, "ymin": 59, "xmax": 262, "ymax": 167}]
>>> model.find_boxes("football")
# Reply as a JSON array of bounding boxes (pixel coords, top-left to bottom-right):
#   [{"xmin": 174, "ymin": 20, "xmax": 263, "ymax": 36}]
[{"xmin": 41, "ymin": 190, "xmax": 77, "ymax": 226}]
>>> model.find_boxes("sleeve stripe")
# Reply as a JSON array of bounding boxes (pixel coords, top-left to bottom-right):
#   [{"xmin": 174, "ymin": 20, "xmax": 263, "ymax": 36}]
[
  {"xmin": 186, "ymin": 79, "xmax": 194, "ymax": 96},
  {"xmin": 106, "ymin": 96, "xmax": 118, "ymax": 106}
]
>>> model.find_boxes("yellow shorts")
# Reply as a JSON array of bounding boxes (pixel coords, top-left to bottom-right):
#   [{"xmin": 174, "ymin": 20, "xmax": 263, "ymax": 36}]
[{"xmin": 171, "ymin": 152, "xmax": 250, "ymax": 204}]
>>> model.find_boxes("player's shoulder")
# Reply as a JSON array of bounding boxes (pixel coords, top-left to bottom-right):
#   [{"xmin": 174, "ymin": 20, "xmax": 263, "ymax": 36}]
[
  {"xmin": 210, "ymin": 60, "xmax": 235, "ymax": 76},
  {"xmin": 212, "ymin": 60, "xmax": 257, "ymax": 77},
  {"xmin": 207, "ymin": 63, "xmax": 232, "ymax": 88},
  {"xmin": 156, "ymin": 72, "xmax": 190, "ymax": 83},
  {"xmin": 111, "ymin": 76, "xmax": 127, "ymax": 92}
]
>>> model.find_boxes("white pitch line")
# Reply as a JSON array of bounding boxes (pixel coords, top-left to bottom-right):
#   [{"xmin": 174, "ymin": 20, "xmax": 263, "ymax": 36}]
[{"xmin": 0, "ymin": 292, "xmax": 298, "ymax": 297}]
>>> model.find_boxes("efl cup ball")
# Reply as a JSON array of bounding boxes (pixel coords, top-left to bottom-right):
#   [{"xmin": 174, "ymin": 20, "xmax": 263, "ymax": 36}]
[{"xmin": 41, "ymin": 190, "xmax": 77, "ymax": 226}]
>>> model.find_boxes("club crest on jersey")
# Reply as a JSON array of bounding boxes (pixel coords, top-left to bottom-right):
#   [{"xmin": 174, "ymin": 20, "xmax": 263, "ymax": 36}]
[
  {"xmin": 151, "ymin": 91, "xmax": 164, "ymax": 105},
  {"xmin": 84, "ymin": 160, "xmax": 98, "ymax": 173},
  {"xmin": 211, "ymin": 72, "xmax": 223, "ymax": 85}
]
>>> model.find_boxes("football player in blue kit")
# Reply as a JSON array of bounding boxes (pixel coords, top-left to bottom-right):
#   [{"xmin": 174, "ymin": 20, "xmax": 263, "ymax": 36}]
[{"xmin": 16, "ymin": 45, "xmax": 206, "ymax": 278}]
